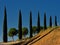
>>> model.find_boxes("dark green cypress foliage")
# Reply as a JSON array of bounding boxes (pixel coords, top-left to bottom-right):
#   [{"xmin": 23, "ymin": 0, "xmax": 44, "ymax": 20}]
[
  {"xmin": 18, "ymin": 10, "xmax": 22, "ymax": 39},
  {"xmin": 55, "ymin": 16, "xmax": 57, "ymax": 26},
  {"xmin": 44, "ymin": 12, "xmax": 47, "ymax": 29},
  {"xmin": 37, "ymin": 11, "xmax": 40, "ymax": 33},
  {"xmin": 3, "ymin": 7, "xmax": 7, "ymax": 42},
  {"xmin": 30, "ymin": 11, "xmax": 33, "ymax": 38},
  {"xmin": 49, "ymin": 16, "xmax": 52, "ymax": 27}
]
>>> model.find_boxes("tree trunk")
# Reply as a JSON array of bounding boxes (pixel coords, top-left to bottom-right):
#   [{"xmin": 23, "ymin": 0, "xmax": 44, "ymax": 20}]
[{"xmin": 12, "ymin": 36, "xmax": 14, "ymax": 41}]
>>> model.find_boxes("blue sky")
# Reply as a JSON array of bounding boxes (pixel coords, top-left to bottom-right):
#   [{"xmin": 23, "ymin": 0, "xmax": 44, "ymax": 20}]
[{"xmin": 0, "ymin": 0, "xmax": 60, "ymax": 42}]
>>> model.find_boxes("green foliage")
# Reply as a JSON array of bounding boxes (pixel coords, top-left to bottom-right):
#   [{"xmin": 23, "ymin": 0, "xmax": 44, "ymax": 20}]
[
  {"xmin": 3, "ymin": 7, "xmax": 7, "ymax": 42},
  {"xmin": 32, "ymin": 26, "xmax": 37, "ymax": 34},
  {"xmin": 22, "ymin": 27, "xmax": 28, "ymax": 37},
  {"xmin": 40, "ymin": 26, "xmax": 44, "ymax": 29},
  {"xmin": 8, "ymin": 28, "xmax": 18, "ymax": 41},
  {"xmin": 32, "ymin": 26, "xmax": 43, "ymax": 34},
  {"xmin": 30, "ymin": 11, "xmax": 33, "ymax": 38},
  {"xmin": 18, "ymin": 10, "xmax": 22, "ymax": 39},
  {"xmin": 44, "ymin": 12, "xmax": 47, "ymax": 29},
  {"xmin": 49, "ymin": 16, "xmax": 52, "ymax": 27},
  {"xmin": 8, "ymin": 28, "xmax": 18, "ymax": 37}
]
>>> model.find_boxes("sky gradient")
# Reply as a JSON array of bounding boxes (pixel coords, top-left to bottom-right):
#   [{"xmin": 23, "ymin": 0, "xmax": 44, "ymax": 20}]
[{"xmin": 0, "ymin": 0, "xmax": 60, "ymax": 42}]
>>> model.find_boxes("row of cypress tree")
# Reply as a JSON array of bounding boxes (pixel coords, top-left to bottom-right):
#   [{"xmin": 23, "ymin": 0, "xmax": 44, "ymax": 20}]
[
  {"xmin": 3, "ymin": 7, "xmax": 7, "ymax": 42},
  {"xmin": 3, "ymin": 7, "xmax": 57, "ymax": 42}
]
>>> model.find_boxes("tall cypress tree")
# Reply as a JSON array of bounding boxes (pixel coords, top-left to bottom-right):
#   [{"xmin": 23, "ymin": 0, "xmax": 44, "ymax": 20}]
[
  {"xmin": 44, "ymin": 12, "xmax": 47, "ymax": 29},
  {"xmin": 3, "ymin": 7, "xmax": 7, "ymax": 42},
  {"xmin": 55, "ymin": 16, "xmax": 57, "ymax": 26},
  {"xmin": 30, "ymin": 11, "xmax": 33, "ymax": 38},
  {"xmin": 18, "ymin": 10, "xmax": 22, "ymax": 39},
  {"xmin": 37, "ymin": 11, "xmax": 40, "ymax": 33},
  {"xmin": 49, "ymin": 16, "xmax": 52, "ymax": 27}
]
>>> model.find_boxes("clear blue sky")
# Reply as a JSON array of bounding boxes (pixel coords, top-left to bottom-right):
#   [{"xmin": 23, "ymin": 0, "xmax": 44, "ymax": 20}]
[{"xmin": 0, "ymin": 0, "xmax": 60, "ymax": 42}]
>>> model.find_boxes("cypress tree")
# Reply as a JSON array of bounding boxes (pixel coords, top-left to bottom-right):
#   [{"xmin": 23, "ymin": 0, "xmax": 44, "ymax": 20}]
[
  {"xmin": 3, "ymin": 7, "xmax": 7, "ymax": 42},
  {"xmin": 49, "ymin": 16, "xmax": 52, "ymax": 27},
  {"xmin": 30, "ymin": 11, "xmax": 33, "ymax": 38},
  {"xmin": 37, "ymin": 11, "xmax": 40, "ymax": 33},
  {"xmin": 18, "ymin": 10, "xmax": 22, "ymax": 39},
  {"xmin": 55, "ymin": 16, "xmax": 57, "ymax": 26},
  {"xmin": 44, "ymin": 12, "xmax": 47, "ymax": 29}
]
